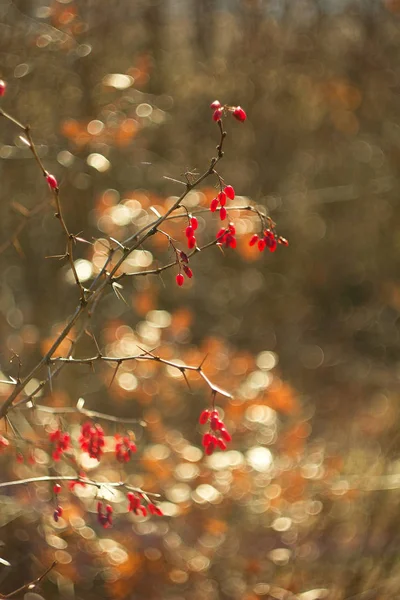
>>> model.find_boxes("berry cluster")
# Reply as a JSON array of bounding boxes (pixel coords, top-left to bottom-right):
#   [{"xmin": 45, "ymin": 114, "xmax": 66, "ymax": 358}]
[
  {"xmin": 127, "ymin": 492, "xmax": 163, "ymax": 516},
  {"xmin": 249, "ymin": 229, "xmax": 289, "ymax": 253},
  {"xmin": 185, "ymin": 216, "xmax": 198, "ymax": 249},
  {"xmin": 79, "ymin": 422, "xmax": 105, "ymax": 461},
  {"xmin": 97, "ymin": 501, "xmax": 113, "ymax": 528},
  {"xmin": 49, "ymin": 428, "xmax": 71, "ymax": 461},
  {"xmin": 199, "ymin": 408, "xmax": 232, "ymax": 455},
  {"xmin": 115, "ymin": 434, "xmax": 137, "ymax": 463},
  {"xmin": 210, "ymin": 185, "xmax": 235, "ymax": 221},
  {"xmin": 176, "ymin": 250, "xmax": 193, "ymax": 287},
  {"xmin": 210, "ymin": 100, "xmax": 247, "ymax": 123},
  {"xmin": 216, "ymin": 222, "xmax": 237, "ymax": 249}
]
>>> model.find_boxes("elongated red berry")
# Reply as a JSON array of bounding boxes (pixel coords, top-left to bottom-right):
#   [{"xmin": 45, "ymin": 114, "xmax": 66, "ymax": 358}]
[
  {"xmin": 210, "ymin": 100, "xmax": 221, "ymax": 110},
  {"xmin": 176, "ymin": 273, "xmax": 184, "ymax": 287},
  {"xmin": 0, "ymin": 80, "xmax": 6, "ymax": 97},
  {"xmin": 210, "ymin": 198, "xmax": 219, "ymax": 212},
  {"xmin": 185, "ymin": 225, "xmax": 194, "ymax": 238},
  {"xmin": 220, "ymin": 428, "xmax": 232, "ymax": 442},
  {"xmin": 199, "ymin": 409, "xmax": 210, "ymax": 425},
  {"xmin": 224, "ymin": 185, "xmax": 235, "ymax": 200},
  {"xmin": 46, "ymin": 173, "xmax": 58, "ymax": 190},
  {"xmin": 220, "ymin": 206, "xmax": 227, "ymax": 221},
  {"xmin": 257, "ymin": 239, "xmax": 266, "ymax": 252},
  {"xmin": 53, "ymin": 484, "xmax": 61, "ymax": 494},
  {"xmin": 233, "ymin": 106, "xmax": 247, "ymax": 122},
  {"xmin": 183, "ymin": 265, "xmax": 193, "ymax": 278},
  {"xmin": 213, "ymin": 108, "xmax": 223, "ymax": 122},
  {"xmin": 218, "ymin": 191, "xmax": 227, "ymax": 207},
  {"xmin": 187, "ymin": 236, "xmax": 196, "ymax": 249},
  {"xmin": 190, "ymin": 216, "xmax": 198, "ymax": 230},
  {"xmin": 278, "ymin": 236, "xmax": 289, "ymax": 246},
  {"xmin": 249, "ymin": 234, "xmax": 259, "ymax": 247}
]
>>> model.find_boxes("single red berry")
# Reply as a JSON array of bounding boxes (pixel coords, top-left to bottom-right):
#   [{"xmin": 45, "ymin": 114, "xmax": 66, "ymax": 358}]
[
  {"xmin": 210, "ymin": 198, "xmax": 219, "ymax": 212},
  {"xmin": 257, "ymin": 239, "xmax": 266, "ymax": 252},
  {"xmin": 46, "ymin": 173, "xmax": 58, "ymax": 190},
  {"xmin": 148, "ymin": 503, "xmax": 163, "ymax": 516},
  {"xmin": 220, "ymin": 428, "xmax": 232, "ymax": 442},
  {"xmin": 202, "ymin": 432, "xmax": 213, "ymax": 447},
  {"xmin": 199, "ymin": 409, "xmax": 210, "ymax": 425},
  {"xmin": 218, "ymin": 191, "xmax": 227, "ymax": 207},
  {"xmin": 249, "ymin": 234, "xmax": 259, "ymax": 247},
  {"xmin": 206, "ymin": 440, "xmax": 216, "ymax": 455},
  {"xmin": 106, "ymin": 504, "xmax": 113, "ymax": 514},
  {"xmin": 190, "ymin": 216, "xmax": 198, "ymax": 230},
  {"xmin": 56, "ymin": 506, "xmax": 63, "ymax": 517},
  {"xmin": 267, "ymin": 237, "xmax": 277, "ymax": 252},
  {"xmin": 185, "ymin": 225, "xmax": 194, "ymax": 238},
  {"xmin": 210, "ymin": 100, "xmax": 221, "ymax": 110},
  {"xmin": 232, "ymin": 106, "xmax": 247, "ymax": 122},
  {"xmin": 220, "ymin": 207, "xmax": 227, "ymax": 221},
  {"xmin": 187, "ymin": 236, "xmax": 196, "ymax": 249},
  {"xmin": 224, "ymin": 185, "xmax": 235, "ymax": 200},
  {"xmin": 0, "ymin": 80, "xmax": 6, "ymax": 97},
  {"xmin": 53, "ymin": 484, "xmax": 61, "ymax": 495},
  {"xmin": 179, "ymin": 250, "xmax": 189, "ymax": 263},
  {"xmin": 213, "ymin": 108, "xmax": 223, "ymax": 122},
  {"xmin": 53, "ymin": 510, "xmax": 59, "ymax": 522},
  {"xmin": 182, "ymin": 265, "xmax": 193, "ymax": 279},
  {"xmin": 217, "ymin": 438, "xmax": 227, "ymax": 450},
  {"xmin": 176, "ymin": 273, "xmax": 184, "ymax": 287},
  {"xmin": 278, "ymin": 236, "xmax": 289, "ymax": 246},
  {"xmin": 0, "ymin": 435, "xmax": 9, "ymax": 449}
]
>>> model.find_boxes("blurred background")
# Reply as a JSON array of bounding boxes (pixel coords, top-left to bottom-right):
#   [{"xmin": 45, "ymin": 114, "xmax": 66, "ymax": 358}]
[{"xmin": 1, "ymin": 0, "xmax": 400, "ymax": 598}]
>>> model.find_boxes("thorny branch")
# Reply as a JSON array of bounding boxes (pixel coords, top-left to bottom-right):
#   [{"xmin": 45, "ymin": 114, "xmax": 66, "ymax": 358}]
[
  {"xmin": 0, "ymin": 561, "xmax": 57, "ymax": 599},
  {"xmin": 0, "ymin": 110, "xmax": 230, "ymax": 419}
]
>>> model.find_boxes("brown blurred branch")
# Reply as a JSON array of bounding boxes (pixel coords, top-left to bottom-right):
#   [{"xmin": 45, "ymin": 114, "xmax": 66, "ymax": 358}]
[
  {"xmin": 0, "ymin": 475, "xmax": 160, "ymax": 498},
  {"xmin": 0, "ymin": 561, "xmax": 57, "ymax": 599}
]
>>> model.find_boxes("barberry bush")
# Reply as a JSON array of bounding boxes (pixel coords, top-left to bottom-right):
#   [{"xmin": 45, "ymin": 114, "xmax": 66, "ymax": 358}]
[{"xmin": 0, "ymin": 83, "xmax": 294, "ymax": 596}]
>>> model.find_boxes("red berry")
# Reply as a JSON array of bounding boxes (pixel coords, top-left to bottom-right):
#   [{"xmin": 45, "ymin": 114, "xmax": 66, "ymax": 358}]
[
  {"xmin": 249, "ymin": 234, "xmax": 259, "ymax": 247},
  {"xmin": 53, "ymin": 484, "xmax": 61, "ymax": 494},
  {"xmin": 56, "ymin": 506, "xmax": 63, "ymax": 517},
  {"xmin": 213, "ymin": 108, "xmax": 223, "ymax": 122},
  {"xmin": 46, "ymin": 173, "xmax": 58, "ymax": 190},
  {"xmin": 199, "ymin": 409, "xmax": 210, "ymax": 425},
  {"xmin": 210, "ymin": 198, "xmax": 219, "ymax": 212},
  {"xmin": 0, "ymin": 80, "xmax": 6, "ymax": 97},
  {"xmin": 220, "ymin": 207, "xmax": 227, "ymax": 221},
  {"xmin": 210, "ymin": 100, "xmax": 221, "ymax": 110},
  {"xmin": 278, "ymin": 236, "xmax": 289, "ymax": 246},
  {"xmin": 217, "ymin": 438, "xmax": 227, "ymax": 451},
  {"xmin": 182, "ymin": 265, "xmax": 193, "ymax": 278},
  {"xmin": 224, "ymin": 185, "xmax": 235, "ymax": 200},
  {"xmin": 187, "ymin": 236, "xmax": 196, "ymax": 249},
  {"xmin": 190, "ymin": 216, "xmax": 198, "ymax": 230},
  {"xmin": 176, "ymin": 273, "xmax": 184, "ymax": 287},
  {"xmin": 257, "ymin": 239, "xmax": 266, "ymax": 252},
  {"xmin": 218, "ymin": 191, "xmax": 227, "ymax": 207},
  {"xmin": 106, "ymin": 504, "xmax": 113, "ymax": 513},
  {"xmin": 185, "ymin": 225, "xmax": 194, "ymax": 238},
  {"xmin": 232, "ymin": 106, "xmax": 247, "ymax": 122},
  {"xmin": 206, "ymin": 440, "xmax": 216, "ymax": 455},
  {"xmin": 202, "ymin": 432, "xmax": 212, "ymax": 447},
  {"xmin": 220, "ymin": 428, "xmax": 232, "ymax": 442}
]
